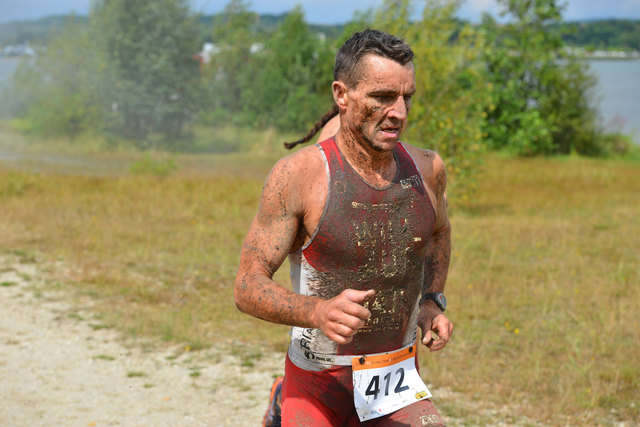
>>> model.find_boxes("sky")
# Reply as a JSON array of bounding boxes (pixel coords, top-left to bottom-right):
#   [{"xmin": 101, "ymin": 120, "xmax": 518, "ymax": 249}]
[{"xmin": 1, "ymin": 0, "xmax": 640, "ymax": 24}]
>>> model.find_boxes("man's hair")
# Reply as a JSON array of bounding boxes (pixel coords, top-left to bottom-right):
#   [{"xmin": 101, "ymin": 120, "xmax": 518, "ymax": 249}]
[
  {"xmin": 284, "ymin": 29, "xmax": 414, "ymax": 149},
  {"xmin": 334, "ymin": 29, "xmax": 414, "ymax": 88}
]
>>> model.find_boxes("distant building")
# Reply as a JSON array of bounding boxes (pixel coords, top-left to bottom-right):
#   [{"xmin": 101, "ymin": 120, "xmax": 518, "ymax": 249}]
[
  {"xmin": 194, "ymin": 42, "xmax": 220, "ymax": 65},
  {"xmin": 193, "ymin": 41, "xmax": 264, "ymax": 68},
  {"xmin": 565, "ymin": 46, "xmax": 640, "ymax": 59},
  {"xmin": 1, "ymin": 43, "xmax": 36, "ymax": 58}
]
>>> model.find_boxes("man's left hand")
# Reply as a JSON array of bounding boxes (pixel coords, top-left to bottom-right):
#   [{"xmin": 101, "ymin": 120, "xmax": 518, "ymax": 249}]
[{"xmin": 419, "ymin": 310, "xmax": 453, "ymax": 352}]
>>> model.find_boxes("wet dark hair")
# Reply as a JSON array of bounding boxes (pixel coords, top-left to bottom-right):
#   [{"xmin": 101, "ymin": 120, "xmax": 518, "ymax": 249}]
[
  {"xmin": 334, "ymin": 29, "xmax": 414, "ymax": 89},
  {"xmin": 284, "ymin": 29, "xmax": 414, "ymax": 149}
]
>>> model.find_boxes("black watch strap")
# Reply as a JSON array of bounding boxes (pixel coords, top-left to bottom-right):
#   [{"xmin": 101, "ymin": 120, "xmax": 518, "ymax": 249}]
[{"xmin": 420, "ymin": 292, "xmax": 447, "ymax": 312}]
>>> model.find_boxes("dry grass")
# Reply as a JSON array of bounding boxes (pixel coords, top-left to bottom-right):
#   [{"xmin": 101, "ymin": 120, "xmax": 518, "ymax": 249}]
[
  {"xmin": 0, "ymin": 135, "xmax": 638, "ymax": 425},
  {"xmin": 0, "ymin": 134, "xmax": 294, "ymax": 353},
  {"xmin": 429, "ymin": 155, "xmax": 640, "ymax": 425}
]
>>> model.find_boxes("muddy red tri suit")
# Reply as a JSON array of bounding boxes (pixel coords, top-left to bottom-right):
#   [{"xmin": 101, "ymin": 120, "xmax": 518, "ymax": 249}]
[{"xmin": 282, "ymin": 138, "xmax": 445, "ymax": 426}]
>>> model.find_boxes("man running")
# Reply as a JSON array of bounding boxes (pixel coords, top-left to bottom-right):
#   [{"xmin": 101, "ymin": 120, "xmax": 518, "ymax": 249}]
[{"xmin": 235, "ymin": 29, "xmax": 453, "ymax": 426}]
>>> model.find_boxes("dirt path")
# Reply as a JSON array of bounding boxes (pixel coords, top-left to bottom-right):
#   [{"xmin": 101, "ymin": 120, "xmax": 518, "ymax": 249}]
[{"xmin": 0, "ymin": 256, "xmax": 282, "ymax": 426}]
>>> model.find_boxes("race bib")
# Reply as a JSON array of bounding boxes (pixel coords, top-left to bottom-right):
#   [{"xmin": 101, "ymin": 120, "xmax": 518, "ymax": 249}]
[{"xmin": 351, "ymin": 344, "xmax": 431, "ymax": 421}]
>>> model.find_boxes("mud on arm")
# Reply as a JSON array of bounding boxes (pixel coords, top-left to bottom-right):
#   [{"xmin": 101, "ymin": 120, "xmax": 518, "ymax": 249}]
[
  {"xmin": 234, "ymin": 157, "xmax": 321, "ymax": 328},
  {"xmin": 417, "ymin": 151, "xmax": 453, "ymax": 350}
]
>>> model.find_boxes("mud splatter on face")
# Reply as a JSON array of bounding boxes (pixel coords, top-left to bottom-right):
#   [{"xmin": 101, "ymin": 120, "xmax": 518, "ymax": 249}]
[
  {"xmin": 340, "ymin": 56, "xmax": 415, "ymax": 154},
  {"xmin": 357, "ymin": 102, "xmax": 386, "ymax": 152}
]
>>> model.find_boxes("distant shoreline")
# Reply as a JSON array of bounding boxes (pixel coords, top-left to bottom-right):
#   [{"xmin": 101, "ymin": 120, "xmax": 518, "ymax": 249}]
[
  {"xmin": 576, "ymin": 53, "xmax": 640, "ymax": 60},
  {"xmin": 579, "ymin": 57, "xmax": 640, "ymax": 61}
]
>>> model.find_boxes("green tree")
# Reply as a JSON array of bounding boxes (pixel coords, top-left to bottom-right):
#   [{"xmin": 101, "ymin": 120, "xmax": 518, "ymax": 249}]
[
  {"xmin": 482, "ymin": 0, "xmax": 600, "ymax": 155},
  {"xmin": 91, "ymin": 0, "xmax": 202, "ymax": 139},
  {"xmin": 245, "ymin": 6, "xmax": 334, "ymax": 131},
  {"xmin": 552, "ymin": 19, "xmax": 640, "ymax": 51},
  {"xmin": 5, "ymin": 18, "xmax": 102, "ymax": 137},
  {"xmin": 201, "ymin": 0, "xmax": 259, "ymax": 125},
  {"xmin": 374, "ymin": 0, "xmax": 491, "ymax": 201}
]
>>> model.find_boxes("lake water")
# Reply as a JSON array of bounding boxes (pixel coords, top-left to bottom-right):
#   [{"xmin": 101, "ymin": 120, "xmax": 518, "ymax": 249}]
[
  {"xmin": 588, "ymin": 59, "xmax": 640, "ymax": 143},
  {"xmin": 1, "ymin": 57, "xmax": 638, "ymax": 143},
  {"xmin": 0, "ymin": 58, "xmax": 21, "ymax": 85}
]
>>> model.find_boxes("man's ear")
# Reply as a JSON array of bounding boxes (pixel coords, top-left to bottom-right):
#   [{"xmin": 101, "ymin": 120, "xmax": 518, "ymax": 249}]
[{"xmin": 332, "ymin": 81, "xmax": 348, "ymax": 111}]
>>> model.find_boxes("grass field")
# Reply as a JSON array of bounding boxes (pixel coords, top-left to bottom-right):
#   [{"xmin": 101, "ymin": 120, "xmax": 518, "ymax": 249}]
[{"xmin": 0, "ymin": 130, "xmax": 638, "ymax": 425}]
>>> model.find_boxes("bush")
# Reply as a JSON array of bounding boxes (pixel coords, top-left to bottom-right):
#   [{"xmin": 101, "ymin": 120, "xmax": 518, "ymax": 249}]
[
  {"xmin": 5, "ymin": 21, "xmax": 102, "ymax": 138},
  {"xmin": 481, "ymin": 0, "xmax": 604, "ymax": 156},
  {"xmin": 129, "ymin": 154, "xmax": 178, "ymax": 177}
]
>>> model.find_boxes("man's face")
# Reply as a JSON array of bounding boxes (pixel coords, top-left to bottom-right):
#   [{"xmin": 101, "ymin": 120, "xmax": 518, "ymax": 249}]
[{"xmin": 343, "ymin": 55, "xmax": 416, "ymax": 152}]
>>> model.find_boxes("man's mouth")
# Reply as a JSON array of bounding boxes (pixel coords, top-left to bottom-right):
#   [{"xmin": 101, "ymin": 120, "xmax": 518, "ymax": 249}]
[{"xmin": 379, "ymin": 125, "xmax": 400, "ymax": 138}]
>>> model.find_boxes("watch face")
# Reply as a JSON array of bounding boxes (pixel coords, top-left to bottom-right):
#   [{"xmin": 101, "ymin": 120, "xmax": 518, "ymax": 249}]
[{"xmin": 436, "ymin": 293, "xmax": 447, "ymax": 311}]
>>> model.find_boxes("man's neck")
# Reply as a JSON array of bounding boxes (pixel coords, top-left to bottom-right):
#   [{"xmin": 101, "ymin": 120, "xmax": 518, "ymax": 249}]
[{"xmin": 335, "ymin": 129, "xmax": 397, "ymax": 188}]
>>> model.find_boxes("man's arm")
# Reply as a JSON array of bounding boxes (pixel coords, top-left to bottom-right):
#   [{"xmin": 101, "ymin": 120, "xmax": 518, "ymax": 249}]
[
  {"xmin": 413, "ymin": 149, "xmax": 454, "ymax": 352},
  {"xmin": 234, "ymin": 151, "xmax": 373, "ymax": 344}
]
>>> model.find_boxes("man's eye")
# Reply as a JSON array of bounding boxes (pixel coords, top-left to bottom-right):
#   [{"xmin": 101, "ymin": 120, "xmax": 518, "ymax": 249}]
[{"xmin": 373, "ymin": 94, "xmax": 395, "ymax": 103}]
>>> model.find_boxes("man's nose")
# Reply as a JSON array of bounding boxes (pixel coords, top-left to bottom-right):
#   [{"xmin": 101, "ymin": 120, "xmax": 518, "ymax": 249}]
[{"xmin": 388, "ymin": 96, "xmax": 408, "ymax": 121}]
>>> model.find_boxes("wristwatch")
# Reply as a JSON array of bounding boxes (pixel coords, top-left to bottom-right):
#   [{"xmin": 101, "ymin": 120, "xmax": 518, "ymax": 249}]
[{"xmin": 421, "ymin": 292, "xmax": 447, "ymax": 312}]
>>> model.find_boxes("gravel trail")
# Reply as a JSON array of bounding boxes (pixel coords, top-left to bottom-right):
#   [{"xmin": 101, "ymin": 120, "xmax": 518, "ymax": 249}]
[{"xmin": 0, "ymin": 256, "xmax": 282, "ymax": 427}]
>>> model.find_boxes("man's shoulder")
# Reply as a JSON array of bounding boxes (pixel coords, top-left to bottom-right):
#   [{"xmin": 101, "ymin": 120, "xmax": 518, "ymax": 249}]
[
  {"xmin": 266, "ymin": 143, "xmax": 326, "ymax": 186},
  {"xmin": 259, "ymin": 144, "xmax": 326, "ymax": 218},
  {"xmin": 401, "ymin": 142, "xmax": 445, "ymax": 177}
]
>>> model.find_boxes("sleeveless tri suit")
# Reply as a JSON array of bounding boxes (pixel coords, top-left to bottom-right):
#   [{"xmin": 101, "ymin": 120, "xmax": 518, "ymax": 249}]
[{"xmin": 281, "ymin": 138, "xmax": 445, "ymax": 426}]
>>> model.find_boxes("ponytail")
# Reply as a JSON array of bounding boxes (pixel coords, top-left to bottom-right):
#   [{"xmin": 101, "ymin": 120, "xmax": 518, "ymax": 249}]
[{"xmin": 284, "ymin": 104, "xmax": 339, "ymax": 149}]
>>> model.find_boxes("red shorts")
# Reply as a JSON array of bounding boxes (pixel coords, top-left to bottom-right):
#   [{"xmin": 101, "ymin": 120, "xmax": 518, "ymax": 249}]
[{"xmin": 281, "ymin": 354, "xmax": 445, "ymax": 426}]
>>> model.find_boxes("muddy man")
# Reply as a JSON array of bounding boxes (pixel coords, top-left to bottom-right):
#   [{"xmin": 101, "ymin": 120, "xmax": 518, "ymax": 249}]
[{"xmin": 235, "ymin": 29, "xmax": 453, "ymax": 426}]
